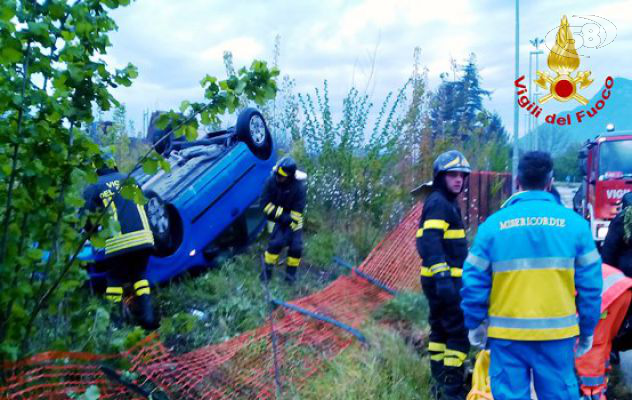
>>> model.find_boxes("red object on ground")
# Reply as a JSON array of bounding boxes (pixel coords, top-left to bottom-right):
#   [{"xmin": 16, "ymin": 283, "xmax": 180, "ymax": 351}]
[
  {"xmin": 0, "ymin": 172, "xmax": 511, "ymax": 399},
  {"xmin": 575, "ymin": 264, "xmax": 632, "ymax": 399}
]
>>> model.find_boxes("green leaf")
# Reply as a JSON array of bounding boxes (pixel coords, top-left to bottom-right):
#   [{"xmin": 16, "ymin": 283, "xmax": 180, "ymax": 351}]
[
  {"xmin": 185, "ymin": 125, "xmax": 197, "ymax": 141},
  {"xmin": 0, "ymin": 5, "xmax": 16, "ymax": 22},
  {"xmin": 159, "ymin": 158, "xmax": 171, "ymax": 173},
  {"xmin": 91, "ymin": 236, "xmax": 106, "ymax": 249},
  {"xmin": 142, "ymin": 158, "xmax": 158, "ymax": 174},
  {"xmin": 61, "ymin": 30, "xmax": 75, "ymax": 41},
  {"xmin": 0, "ymin": 47, "xmax": 22, "ymax": 64},
  {"xmin": 179, "ymin": 100, "xmax": 190, "ymax": 113}
]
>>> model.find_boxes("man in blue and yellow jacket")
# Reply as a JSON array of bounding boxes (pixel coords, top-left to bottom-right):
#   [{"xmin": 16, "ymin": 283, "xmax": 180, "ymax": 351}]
[{"xmin": 461, "ymin": 151, "xmax": 602, "ymax": 400}]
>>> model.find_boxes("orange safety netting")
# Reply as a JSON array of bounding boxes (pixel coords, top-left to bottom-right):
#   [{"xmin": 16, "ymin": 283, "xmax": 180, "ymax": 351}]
[{"xmin": 1, "ymin": 172, "xmax": 511, "ymax": 399}]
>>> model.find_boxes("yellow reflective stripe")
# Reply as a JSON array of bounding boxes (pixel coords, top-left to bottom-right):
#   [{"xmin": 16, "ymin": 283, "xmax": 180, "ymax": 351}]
[
  {"xmin": 265, "ymin": 251, "xmax": 279, "ymax": 264},
  {"xmin": 290, "ymin": 211, "xmax": 303, "ymax": 218},
  {"xmin": 444, "ymin": 229, "xmax": 466, "ymax": 239},
  {"xmin": 105, "ymin": 286, "xmax": 123, "ymax": 302},
  {"xmin": 488, "ymin": 325, "xmax": 579, "ymax": 341},
  {"xmin": 137, "ymin": 204, "xmax": 151, "ymax": 231},
  {"xmin": 423, "ymin": 219, "xmax": 449, "ymax": 231},
  {"xmin": 428, "ymin": 342, "xmax": 446, "ymax": 352},
  {"xmin": 445, "ymin": 349, "xmax": 467, "ymax": 361},
  {"xmin": 421, "ymin": 267, "xmax": 462, "ymax": 277},
  {"xmin": 136, "ymin": 287, "xmax": 151, "ymax": 296},
  {"xmin": 450, "ymin": 268, "xmax": 463, "ymax": 277},
  {"xmin": 133, "ymin": 280, "xmax": 150, "ymax": 290},
  {"xmin": 287, "ymin": 257, "xmax": 301, "ymax": 267},
  {"xmin": 430, "ymin": 262, "xmax": 449, "ymax": 274},
  {"xmin": 275, "ymin": 207, "xmax": 284, "ymax": 218},
  {"xmin": 444, "ymin": 357, "xmax": 464, "ymax": 367},
  {"xmin": 278, "ymin": 167, "xmax": 288, "ymax": 177},
  {"xmin": 416, "ymin": 228, "xmax": 423, "ymax": 238},
  {"xmin": 106, "ymin": 236, "xmax": 155, "ymax": 254},
  {"xmin": 264, "ymin": 203, "xmax": 275, "ymax": 214},
  {"xmin": 290, "ymin": 222, "xmax": 303, "ymax": 231},
  {"xmin": 431, "ymin": 354, "xmax": 445, "ymax": 361},
  {"xmin": 106, "ymin": 230, "xmax": 154, "ymax": 247}
]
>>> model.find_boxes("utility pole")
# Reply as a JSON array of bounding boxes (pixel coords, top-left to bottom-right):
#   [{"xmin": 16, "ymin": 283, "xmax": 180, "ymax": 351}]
[
  {"xmin": 529, "ymin": 37, "xmax": 544, "ymax": 151},
  {"xmin": 512, "ymin": 0, "xmax": 520, "ymax": 192}
]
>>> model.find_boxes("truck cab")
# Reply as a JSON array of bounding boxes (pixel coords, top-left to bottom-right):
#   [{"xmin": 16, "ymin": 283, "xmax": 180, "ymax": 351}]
[{"xmin": 574, "ymin": 132, "xmax": 632, "ymax": 243}]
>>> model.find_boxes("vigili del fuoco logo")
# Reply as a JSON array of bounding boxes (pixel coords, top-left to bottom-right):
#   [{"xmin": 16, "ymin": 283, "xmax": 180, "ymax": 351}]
[{"xmin": 514, "ymin": 15, "xmax": 614, "ymax": 126}]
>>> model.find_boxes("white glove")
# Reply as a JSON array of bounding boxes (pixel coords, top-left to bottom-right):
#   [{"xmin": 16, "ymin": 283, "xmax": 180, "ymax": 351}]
[
  {"xmin": 468, "ymin": 320, "xmax": 489, "ymax": 348},
  {"xmin": 576, "ymin": 335, "xmax": 594, "ymax": 357}
]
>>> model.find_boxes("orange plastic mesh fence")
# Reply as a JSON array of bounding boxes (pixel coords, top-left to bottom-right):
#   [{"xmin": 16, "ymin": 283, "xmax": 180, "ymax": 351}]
[{"xmin": 0, "ymin": 172, "xmax": 511, "ymax": 399}]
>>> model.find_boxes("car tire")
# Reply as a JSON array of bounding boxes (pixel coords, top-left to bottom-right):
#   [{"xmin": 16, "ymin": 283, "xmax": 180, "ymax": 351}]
[
  {"xmin": 235, "ymin": 108, "xmax": 272, "ymax": 160},
  {"xmin": 145, "ymin": 192, "xmax": 175, "ymax": 256}
]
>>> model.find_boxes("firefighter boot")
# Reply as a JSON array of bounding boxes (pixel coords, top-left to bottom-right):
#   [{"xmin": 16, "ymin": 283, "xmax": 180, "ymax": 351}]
[
  {"xmin": 260, "ymin": 262, "xmax": 274, "ymax": 282},
  {"xmin": 261, "ymin": 252, "xmax": 279, "ymax": 282},
  {"xmin": 430, "ymin": 360, "xmax": 446, "ymax": 400},
  {"xmin": 135, "ymin": 294, "xmax": 159, "ymax": 330},
  {"xmin": 133, "ymin": 280, "xmax": 159, "ymax": 330},
  {"xmin": 442, "ymin": 366, "xmax": 467, "ymax": 400},
  {"xmin": 285, "ymin": 256, "xmax": 300, "ymax": 284},
  {"xmin": 105, "ymin": 286, "xmax": 124, "ymax": 328},
  {"xmin": 285, "ymin": 265, "xmax": 297, "ymax": 284}
]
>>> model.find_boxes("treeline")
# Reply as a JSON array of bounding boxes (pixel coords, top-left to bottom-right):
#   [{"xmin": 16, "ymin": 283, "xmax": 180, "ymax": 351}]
[{"xmin": 254, "ymin": 50, "xmax": 511, "ymax": 255}]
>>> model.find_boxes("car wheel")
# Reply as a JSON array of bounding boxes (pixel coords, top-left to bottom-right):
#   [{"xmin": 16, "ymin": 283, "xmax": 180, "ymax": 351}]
[
  {"xmin": 235, "ymin": 108, "xmax": 272, "ymax": 160},
  {"xmin": 145, "ymin": 192, "xmax": 174, "ymax": 255}
]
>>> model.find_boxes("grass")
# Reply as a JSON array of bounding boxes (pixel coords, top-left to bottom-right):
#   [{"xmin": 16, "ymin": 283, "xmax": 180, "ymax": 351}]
[
  {"xmin": 294, "ymin": 323, "xmax": 433, "ymax": 400},
  {"xmin": 154, "ymin": 237, "xmax": 350, "ymax": 354}
]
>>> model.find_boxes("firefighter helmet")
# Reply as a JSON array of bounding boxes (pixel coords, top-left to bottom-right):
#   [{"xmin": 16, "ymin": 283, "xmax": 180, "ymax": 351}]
[
  {"xmin": 275, "ymin": 156, "xmax": 297, "ymax": 179},
  {"xmin": 432, "ymin": 150, "xmax": 471, "ymax": 179}
]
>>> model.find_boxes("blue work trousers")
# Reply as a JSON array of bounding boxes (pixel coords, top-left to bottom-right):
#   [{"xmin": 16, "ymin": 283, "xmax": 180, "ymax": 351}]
[{"xmin": 489, "ymin": 337, "xmax": 579, "ymax": 400}]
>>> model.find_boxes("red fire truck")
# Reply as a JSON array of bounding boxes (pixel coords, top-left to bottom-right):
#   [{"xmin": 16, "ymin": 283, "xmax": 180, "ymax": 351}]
[{"xmin": 573, "ymin": 130, "xmax": 632, "ymax": 244}]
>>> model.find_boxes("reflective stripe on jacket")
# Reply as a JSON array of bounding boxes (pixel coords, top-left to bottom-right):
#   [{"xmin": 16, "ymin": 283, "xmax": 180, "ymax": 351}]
[
  {"xmin": 83, "ymin": 172, "xmax": 154, "ymax": 257},
  {"xmin": 461, "ymin": 191, "xmax": 602, "ymax": 341},
  {"xmin": 601, "ymin": 264, "xmax": 632, "ymax": 313}
]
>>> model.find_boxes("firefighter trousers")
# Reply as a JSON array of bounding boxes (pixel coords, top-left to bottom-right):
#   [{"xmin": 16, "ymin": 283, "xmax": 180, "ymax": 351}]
[
  {"xmin": 263, "ymin": 225, "xmax": 303, "ymax": 281},
  {"xmin": 421, "ymin": 276, "xmax": 470, "ymax": 380}
]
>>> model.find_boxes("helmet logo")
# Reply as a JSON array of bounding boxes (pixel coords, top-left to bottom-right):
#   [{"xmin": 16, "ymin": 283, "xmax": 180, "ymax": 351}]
[
  {"xmin": 277, "ymin": 167, "xmax": 288, "ymax": 177},
  {"xmin": 443, "ymin": 157, "xmax": 461, "ymax": 169}
]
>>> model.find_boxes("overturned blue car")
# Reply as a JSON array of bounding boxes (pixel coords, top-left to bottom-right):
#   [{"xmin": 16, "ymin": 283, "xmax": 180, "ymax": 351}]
[{"xmin": 89, "ymin": 108, "xmax": 276, "ymax": 284}]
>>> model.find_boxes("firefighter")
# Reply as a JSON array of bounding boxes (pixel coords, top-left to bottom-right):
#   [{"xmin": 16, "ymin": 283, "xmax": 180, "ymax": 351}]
[
  {"xmin": 602, "ymin": 192, "xmax": 632, "ymax": 277},
  {"xmin": 83, "ymin": 156, "xmax": 159, "ymax": 330},
  {"xmin": 261, "ymin": 157, "xmax": 306, "ymax": 284},
  {"xmin": 461, "ymin": 151, "xmax": 602, "ymax": 400},
  {"xmin": 417, "ymin": 150, "xmax": 471, "ymax": 399},
  {"xmin": 575, "ymin": 264, "xmax": 632, "ymax": 399}
]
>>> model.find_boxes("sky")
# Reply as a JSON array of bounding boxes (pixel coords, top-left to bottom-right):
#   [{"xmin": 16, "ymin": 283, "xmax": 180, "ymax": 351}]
[{"xmin": 104, "ymin": 0, "xmax": 632, "ymax": 139}]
